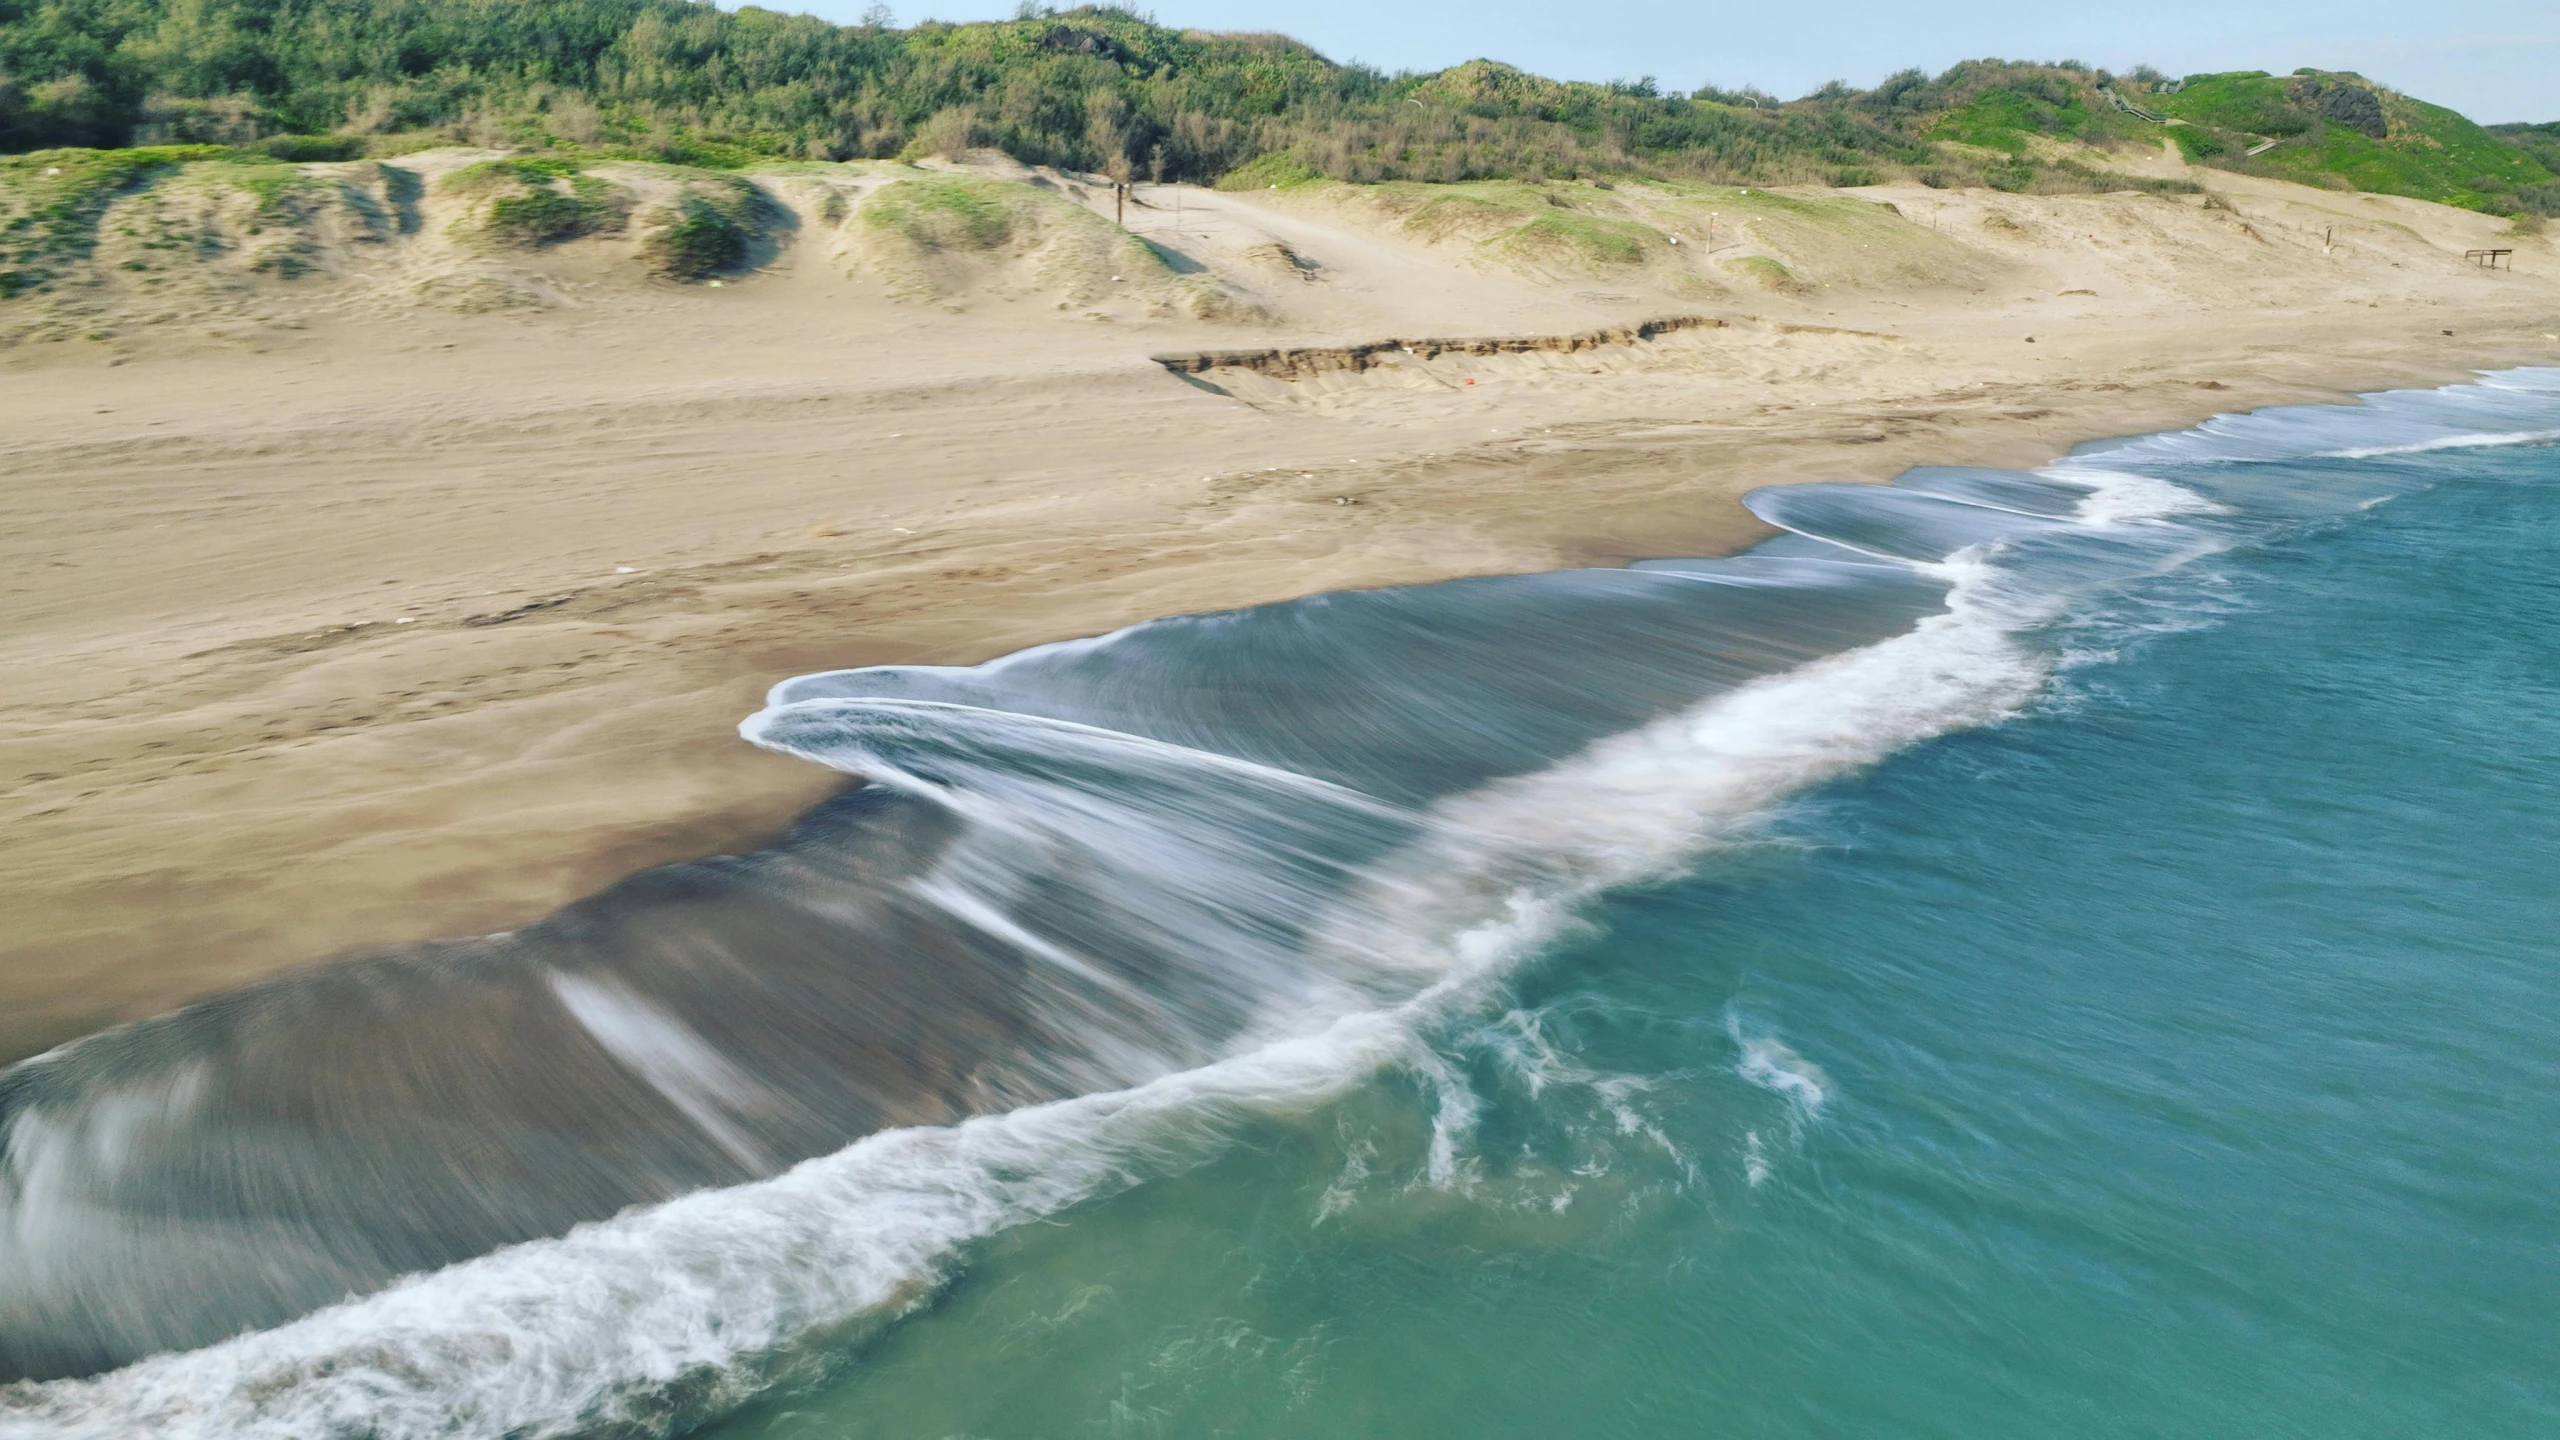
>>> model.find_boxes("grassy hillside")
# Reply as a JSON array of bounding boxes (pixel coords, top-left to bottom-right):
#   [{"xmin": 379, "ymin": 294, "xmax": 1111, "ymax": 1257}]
[
  {"xmin": 2140, "ymin": 71, "xmax": 2555, "ymax": 215},
  {"xmin": 2492, "ymin": 122, "xmax": 2560, "ymax": 178},
  {"xmin": 0, "ymin": 1, "xmax": 2551, "ymax": 214},
  {"xmin": 0, "ymin": 3, "xmax": 2181, "ymax": 191}
]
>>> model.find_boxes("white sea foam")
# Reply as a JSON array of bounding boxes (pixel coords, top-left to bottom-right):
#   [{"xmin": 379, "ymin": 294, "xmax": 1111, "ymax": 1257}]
[
  {"xmin": 25, "ymin": 372, "xmax": 2549, "ymax": 1439},
  {"xmin": 2319, "ymin": 428, "xmax": 2560, "ymax": 460},
  {"xmin": 2056, "ymin": 467, "xmax": 2229, "ymax": 524},
  {"xmin": 1734, "ymin": 1036, "xmax": 1829, "ymax": 1117},
  {"xmin": 3, "ymin": 549, "xmax": 2063, "ymax": 1440},
  {"xmin": 1742, "ymin": 1131, "xmax": 1772, "ymax": 1188}
]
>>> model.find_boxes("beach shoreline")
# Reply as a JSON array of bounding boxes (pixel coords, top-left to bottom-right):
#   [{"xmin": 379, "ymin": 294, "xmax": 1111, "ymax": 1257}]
[{"xmin": 3, "ymin": 166, "xmax": 2556, "ymax": 1061}]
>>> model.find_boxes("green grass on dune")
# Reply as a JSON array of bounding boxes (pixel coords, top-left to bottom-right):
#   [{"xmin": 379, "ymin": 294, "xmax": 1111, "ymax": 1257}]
[
  {"xmin": 638, "ymin": 169, "xmax": 763, "ymax": 278},
  {"xmin": 1491, "ymin": 209, "xmax": 1657, "ymax": 267},
  {"xmin": 440, "ymin": 156, "xmax": 633, "ymax": 247},
  {"xmin": 1721, "ymin": 253, "xmax": 1801, "ymax": 290},
  {"xmin": 2151, "ymin": 72, "xmax": 2555, "ymax": 214},
  {"xmin": 2492, "ymin": 123, "xmax": 2560, "ymax": 174},
  {"xmin": 858, "ymin": 175, "xmax": 1017, "ymax": 250},
  {"xmin": 1926, "ymin": 77, "xmax": 2155, "ymax": 156},
  {"xmin": 1, "ymin": 0, "xmax": 2463, "ymax": 200},
  {"xmin": 0, "ymin": 144, "xmax": 304, "ymax": 294},
  {"xmin": 4, "ymin": 0, "xmax": 2554, "ymax": 262}
]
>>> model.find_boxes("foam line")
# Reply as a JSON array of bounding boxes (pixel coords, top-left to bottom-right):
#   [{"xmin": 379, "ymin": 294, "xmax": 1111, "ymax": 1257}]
[{"xmin": 7, "ymin": 370, "xmax": 2558, "ymax": 1438}]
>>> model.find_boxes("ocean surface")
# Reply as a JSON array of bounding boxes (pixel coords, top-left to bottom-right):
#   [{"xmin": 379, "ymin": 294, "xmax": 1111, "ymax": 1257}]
[{"xmin": 4, "ymin": 368, "xmax": 2558, "ymax": 1437}]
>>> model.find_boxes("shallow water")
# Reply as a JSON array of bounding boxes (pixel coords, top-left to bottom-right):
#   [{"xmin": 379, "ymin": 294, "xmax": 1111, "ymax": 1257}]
[
  {"xmin": 4, "ymin": 370, "xmax": 2556, "ymax": 1437},
  {"xmin": 711, "ymin": 419, "xmax": 2560, "ymax": 1440}
]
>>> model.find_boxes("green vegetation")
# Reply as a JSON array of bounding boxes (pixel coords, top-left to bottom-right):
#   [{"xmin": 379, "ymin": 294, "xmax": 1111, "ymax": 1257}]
[
  {"xmin": 1488, "ymin": 210, "xmax": 1654, "ymax": 267},
  {"xmin": 1721, "ymin": 254, "xmax": 1801, "ymax": 290},
  {"xmin": 2143, "ymin": 71, "xmax": 2555, "ymax": 214},
  {"xmin": 255, "ymin": 134, "xmax": 366, "ymax": 162},
  {"xmin": 0, "ymin": 1, "xmax": 2310, "ymax": 194},
  {"xmin": 1211, "ymin": 151, "xmax": 1324, "ymax": 191},
  {"xmin": 441, "ymin": 156, "xmax": 631, "ymax": 246},
  {"xmin": 2488, "ymin": 123, "xmax": 2560, "ymax": 216},
  {"xmin": 859, "ymin": 175, "xmax": 1015, "ymax": 249},
  {"xmin": 2494, "ymin": 122, "xmax": 2560, "ymax": 173},
  {"xmin": 1927, "ymin": 69, "xmax": 2143, "ymax": 154},
  {"xmin": 1, "ymin": 143, "xmax": 229, "ymax": 293},
  {"xmin": 215, "ymin": 154, "xmax": 320, "ymax": 215},
  {"xmin": 2171, "ymin": 127, "xmax": 2229, "ymax": 162},
  {"xmin": 640, "ymin": 170, "xmax": 760, "ymax": 278},
  {"xmin": 848, "ymin": 165, "xmax": 1202, "ymax": 309},
  {"xmin": 0, "ymin": 0, "xmax": 2552, "ymax": 246}
]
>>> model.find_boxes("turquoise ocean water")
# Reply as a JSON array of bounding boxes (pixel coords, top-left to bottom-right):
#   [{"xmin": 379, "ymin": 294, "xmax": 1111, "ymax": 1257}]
[
  {"xmin": 709, "ymin": 395, "xmax": 2560, "ymax": 1439},
  {"xmin": 8, "ymin": 371, "xmax": 2557, "ymax": 1439}
]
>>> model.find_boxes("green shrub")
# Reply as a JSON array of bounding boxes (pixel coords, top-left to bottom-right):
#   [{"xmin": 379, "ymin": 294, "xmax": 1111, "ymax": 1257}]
[
  {"xmin": 210, "ymin": 155, "xmax": 321, "ymax": 215},
  {"xmin": 255, "ymin": 134, "xmax": 366, "ymax": 162},
  {"xmin": 1496, "ymin": 210, "xmax": 1654, "ymax": 266},
  {"xmin": 2155, "ymin": 71, "xmax": 2552, "ymax": 210},
  {"xmin": 642, "ymin": 181, "xmax": 761, "ymax": 278},
  {"xmin": 2172, "ymin": 127, "xmax": 2228, "ymax": 160},
  {"xmin": 443, "ymin": 158, "xmax": 630, "ymax": 246},
  {"xmin": 0, "ymin": 145, "xmax": 230, "ymax": 289},
  {"xmin": 0, "ymin": 2, "xmax": 2545, "ymax": 214},
  {"xmin": 859, "ymin": 176, "xmax": 1014, "ymax": 249},
  {"xmin": 1213, "ymin": 152, "xmax": 1323, "ymax": 191},
  {"xmin": 439, "ymin": 156, "xmax": 584, "ymax": 194},
  {"xmin": 486, "ymin": 189, "xmax": 589, "ymax": 244},
  {"xmin": 2493, "ymin": 123, "xmax": 2560, "ymax": 175}
]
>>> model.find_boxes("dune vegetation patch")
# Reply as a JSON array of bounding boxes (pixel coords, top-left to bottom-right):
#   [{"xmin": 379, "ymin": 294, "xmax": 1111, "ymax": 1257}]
[
  {"xmin": 638, "ymin": 169, "xmax": 767, "ymax": 280},
  {"xmin": 1721, "ymin": 254, "xmax": 1804, "ymax": 291},
  {"xmin": 843, "ymin": 169, "xmax": 1263, "ymax": 319},
  {"xmin": 859, "ymin": 173, "xmax": 1108, "ymax": 296},
  {"xmin": 0, "ymin": 148, "xmax": 411, "ymax": 340},
  {"xmin": 2148, "ymin": 71, "xmax": 2556, "ymax": 215},
  {"xmin": 1211, "ymin": 152, "xmax": 1325, "ymax": 192},
  {"xmin": 860, "ymin": 175, "xmax": 1017, "ymax": 252},
  {"xmin": 183, "ymin": 157, "xmax": 336, "ymax": 276},
  {"xmin": 4, "ymin": 149, "xmax": 362, "ymax": 299},
  {"xmin": 439, "ymin": 157, "xmax": 633, "ymax": 249},
  {"xmin": 1490, "ymin": 210, "xmax": 1658, "ymax": 269},
  {"xmin": 1277, "ymin": 172, "xmax": 1994, "ymax": 292},
  {"xmin": 0, "ymin": 146, "xmax": 231, "ymax": 298},
  {"xmin": 1630, "ymin": 181, "xmax": 1998, "ymax": 292},
  {"xmin": 1399, "ymin": 192, "xmax": 1545, "ymax": 246}
]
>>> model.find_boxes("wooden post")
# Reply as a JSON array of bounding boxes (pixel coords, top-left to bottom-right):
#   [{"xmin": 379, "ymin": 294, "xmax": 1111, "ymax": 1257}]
[{"xmin": 1115, "ymin": 182, "xmax": 1125, "ymax": 227}]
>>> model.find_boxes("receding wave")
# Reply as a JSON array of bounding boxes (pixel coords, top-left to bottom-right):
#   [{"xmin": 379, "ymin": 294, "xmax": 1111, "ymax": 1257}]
[{"xmin": 3, "ymin": 367, "xmax": 2555, "ymax": 1439}]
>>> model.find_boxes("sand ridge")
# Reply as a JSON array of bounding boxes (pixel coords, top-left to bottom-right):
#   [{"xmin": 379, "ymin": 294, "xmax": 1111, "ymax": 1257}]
[{"xmin": 3, "ymin": 151, "xmax": 2557, "ymax": 1058}]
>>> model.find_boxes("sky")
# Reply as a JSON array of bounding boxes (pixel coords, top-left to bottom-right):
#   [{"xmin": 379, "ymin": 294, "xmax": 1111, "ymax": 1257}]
[{"xmin": 795, "ymin": 0, "xmax": 2559, "ymax": 124}]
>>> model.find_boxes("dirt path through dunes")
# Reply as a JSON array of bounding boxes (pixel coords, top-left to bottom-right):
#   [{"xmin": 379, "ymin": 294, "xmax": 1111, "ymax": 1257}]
[{"xmin": 5, "ymin": 161, "xmax": 2557, "ymax": 1059}]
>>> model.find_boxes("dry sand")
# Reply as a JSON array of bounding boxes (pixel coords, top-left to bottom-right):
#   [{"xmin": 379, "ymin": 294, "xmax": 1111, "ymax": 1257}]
[{"xmin": 4, "ymin": 150, "xmax": 2557, "ymax": 1060}]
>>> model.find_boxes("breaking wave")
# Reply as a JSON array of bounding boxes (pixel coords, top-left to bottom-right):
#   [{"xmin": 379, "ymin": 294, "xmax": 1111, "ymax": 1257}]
[{"xmin": 4, "ymin": 367, "xmax": 2555, "ymax": 1439}]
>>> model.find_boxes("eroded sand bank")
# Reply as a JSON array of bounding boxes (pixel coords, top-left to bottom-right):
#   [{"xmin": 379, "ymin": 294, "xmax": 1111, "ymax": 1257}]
[{"xmin": 4, "ymin": 152, "xmax": 2556, "ymax": 1058}]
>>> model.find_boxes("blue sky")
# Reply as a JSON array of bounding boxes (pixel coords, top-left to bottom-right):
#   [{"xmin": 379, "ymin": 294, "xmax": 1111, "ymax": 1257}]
[{"xmin": 798, "ymin": 0, "xmax": 2557, "ymax": 124}]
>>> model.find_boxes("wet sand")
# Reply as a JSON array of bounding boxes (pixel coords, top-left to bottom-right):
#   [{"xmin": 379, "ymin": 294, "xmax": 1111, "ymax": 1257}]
[{"xmin": 4, "ymin": 162, "xmax": 2556, "ymax": 1060}]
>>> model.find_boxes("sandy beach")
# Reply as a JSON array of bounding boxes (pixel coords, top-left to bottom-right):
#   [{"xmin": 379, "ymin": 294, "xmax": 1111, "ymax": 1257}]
[{"xmin": 4, "ymin": 155, "xmax": 2556, "ymax": 1062}]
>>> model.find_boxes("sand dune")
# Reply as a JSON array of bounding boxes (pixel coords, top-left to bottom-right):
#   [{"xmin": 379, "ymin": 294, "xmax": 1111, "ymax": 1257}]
[{"xmin": 3, "ymin": 148, "xmax": 2556, "ymax": 1058}]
